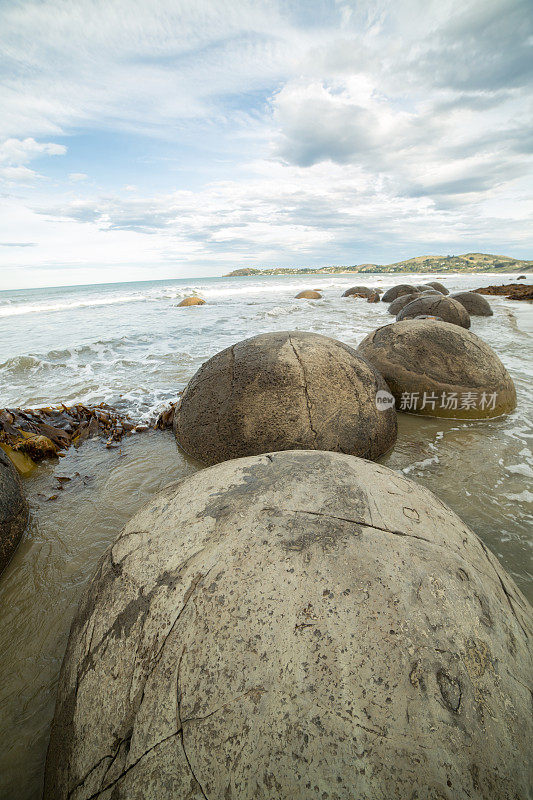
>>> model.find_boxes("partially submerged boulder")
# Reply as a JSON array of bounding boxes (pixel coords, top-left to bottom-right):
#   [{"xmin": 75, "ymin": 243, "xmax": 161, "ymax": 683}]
[
  {"xmin": 174, "ymin": 331, "xmax": 397, "ymax": 464},
  {"xmin": 342, "ymin": 285, "xmax": 376, "ymax": 298},
  {"xmin": 425, "ymin": 281, "xmax": 449, "ymax": 294},
  {"xmin": 397, "ymin": 295, "xmax": 471, "ymax": 328},
  {"xmin": 44, "ymin": 450, "xmax": 532, "ymax": 800},
  {"xmin": 0, "ymin": 449, "xmax": 28, "ymax": 574},
  {"xmin": 295, "ymin": 290, "xmax": 321, "ymax": 299},
  {"xmin": 451, "ymin": 291, "xmax": 493, "ymax": 317},
  {"xmin": 387, "ymin": 292, "xmax": 421, "ymax": 315},
  {"xmin": 357, "ymin": 319, "xmax": 516, "ymax": 418},
  {"xmin": 177, "ymin": 297, "xmax": 206, "ymax": 307},
  {"xmin": 381, "ymin": 284, "xmax": 417, "ymax": 303}
]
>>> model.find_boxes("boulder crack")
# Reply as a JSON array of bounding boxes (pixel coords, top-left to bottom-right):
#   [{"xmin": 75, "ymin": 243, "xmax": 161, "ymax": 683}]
[
  {"xmin": 287, "ymin": 509, "xmax": 432, "ymax": 543},
  {"xmin": 288, "ymin": 334, "xmax": 318, "ymax": 443}
]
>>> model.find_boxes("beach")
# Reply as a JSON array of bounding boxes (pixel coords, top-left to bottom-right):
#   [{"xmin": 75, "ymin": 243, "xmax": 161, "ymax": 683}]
[{"xmin": 0, "ymin": 271, "xmax": 532, "ymax": 798}]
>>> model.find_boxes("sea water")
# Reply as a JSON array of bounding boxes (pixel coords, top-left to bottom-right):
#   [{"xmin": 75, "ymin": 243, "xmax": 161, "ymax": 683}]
[{"xmin": 0, "ymin": 272, "xmax": 531, "ymax": 798}]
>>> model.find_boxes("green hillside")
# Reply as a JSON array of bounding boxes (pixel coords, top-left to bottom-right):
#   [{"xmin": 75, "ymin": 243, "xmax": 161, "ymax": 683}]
[{"xmin": 225, "ymin": 253, "xmax": 532, "ymax": 277}]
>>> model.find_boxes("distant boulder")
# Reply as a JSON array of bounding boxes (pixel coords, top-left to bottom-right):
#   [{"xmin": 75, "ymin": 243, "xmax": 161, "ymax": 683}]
[
  {"xmin": 342, "ymin": 286, "xmax": 377, "ymax": 298},
  {"xmin": 424, "ymin": 281, "xmax": 449, "ymax": 294},
  {"xmin": 451, "ymin": 292, "xmax": 493, "ymax": 317},
  {"xmin": 397, "ymin": 296, "xmax": 471, "ymax": 328},
  {"xmin": 177, "ymin": 297, "xmax": 206, "ymax": 307},
  {"xmin": 296, "ymin": 290, "xmax": 322, "ymax": 299},
  {"xmin": 381, "ymin": 284, "xmax": 418, "ymax": 303},
  {"xmin": 387, "ymin": 292, "xmax": 421, "ymax": 315}
]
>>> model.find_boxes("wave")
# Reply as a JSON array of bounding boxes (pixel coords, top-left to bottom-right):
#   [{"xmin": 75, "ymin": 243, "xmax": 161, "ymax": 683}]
[{"xmin": 0, "ymin": 293, "xmax": 149, "ymax": 318}]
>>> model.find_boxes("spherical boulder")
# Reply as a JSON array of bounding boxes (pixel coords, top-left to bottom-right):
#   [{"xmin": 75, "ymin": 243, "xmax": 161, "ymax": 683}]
[
  {"xmin": 381, "ymin": 284, "xmax": 417, "ymax": 303},
  {"xmin": 387, "ymin": 292, "xmax": 421, "ymax": 315},
  {"xmin": 342, "ymin": 285, "xmax": 376, "ymax": 298},
  {"xmin": 173, "ymin": 331, "xmax": 397, "ymax": 465},
  {"xmin": 425, "ymin": 281, "xmax": 449, "ymax": 294},
  {"xmin": 44, "ymin": 450, "xmax": 533, "ymax": 800},
  {"xmin": 177, "ymin": 297, "xmax": 205, "ymax": 307},
  {"xmin": 296, "ymin": 290, "xmax": 322, "ymax": 299},
  {"xmin": 397, "ymin": 295, "xmax": 471, "ymax": 328},
  {"xmin": 451, "ymin": 291, "xmax": 493, "ymax": 317},
  {"xmin": 0, "ymin": 449, "xmax": 28, "ymax": 574},
  {"xmin": 357, "ymin": 319, "xmax": 516, "ymax": 418}
]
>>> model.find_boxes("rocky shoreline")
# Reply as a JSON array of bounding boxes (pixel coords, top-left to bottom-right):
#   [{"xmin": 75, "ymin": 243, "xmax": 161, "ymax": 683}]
[
  {"xmin": 474, "ymin": 283, "xmax": 533, "ymax": 301},
  {"xmin": 1, "ymin": 276, "xmax": 532, "ymax": 799}
]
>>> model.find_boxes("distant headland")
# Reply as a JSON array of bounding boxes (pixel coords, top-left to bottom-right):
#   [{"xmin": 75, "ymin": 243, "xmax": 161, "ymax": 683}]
[{"xmin": 224, "ymin": 252, "xmax": 532, "ymax": 277}]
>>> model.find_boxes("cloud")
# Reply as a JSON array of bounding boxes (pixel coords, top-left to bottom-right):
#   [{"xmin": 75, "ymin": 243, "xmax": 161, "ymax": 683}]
[
  {"xmin": 0, "ymin": 137, "xmax": 66, "ymax": 164},
  {"xmin": 0, "ymin": 0, "xmax": 531, "ymax": 286},
  {"xmin": 0, "ymin": 136, "xmax": 67, "ymax": 183}
]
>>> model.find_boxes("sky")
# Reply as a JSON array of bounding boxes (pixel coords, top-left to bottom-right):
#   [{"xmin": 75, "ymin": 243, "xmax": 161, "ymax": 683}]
[{"xmin": 0, "ymin": 0, "xmax": 532, "ymax": 289}]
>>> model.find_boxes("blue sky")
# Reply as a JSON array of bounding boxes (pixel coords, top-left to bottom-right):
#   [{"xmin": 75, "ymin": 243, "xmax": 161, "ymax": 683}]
[{"xmin": 0, "ymin": 0, "xmax": 532, "ymax": 289}]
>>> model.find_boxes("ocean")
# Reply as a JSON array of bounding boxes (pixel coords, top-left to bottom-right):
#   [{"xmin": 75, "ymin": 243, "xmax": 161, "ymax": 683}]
[{"xmin": 0, "ymin": 271, "xmax": 532, "ymax": 798}]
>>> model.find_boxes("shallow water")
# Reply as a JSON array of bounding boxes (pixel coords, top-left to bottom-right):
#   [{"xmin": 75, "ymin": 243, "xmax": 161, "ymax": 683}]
[{"xmin": 0, "ymin": 272, "xmax": 531, "ymax": 799}]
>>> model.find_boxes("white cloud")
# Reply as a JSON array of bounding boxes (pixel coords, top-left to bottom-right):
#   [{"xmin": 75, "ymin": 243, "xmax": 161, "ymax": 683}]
[
  {"xmin": 0, "ymin": 0, "xmax": 531, "ymax": 285},
  {"xmin": 0, "ymin": 137, "xmax": 66, "ymax": 164}
]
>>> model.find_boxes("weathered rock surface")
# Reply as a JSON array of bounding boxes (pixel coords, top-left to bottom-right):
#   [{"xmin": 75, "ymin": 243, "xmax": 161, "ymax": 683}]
[
  {"xmin": 387, "ymin": 292, "xmax": 421, "ymax": 315},
  {"xmin": 425, "ymin": 281, "xmax": 449, "ymax": 294},
  {"xmin": 295, "ymin": 290, "xmax": 322, "ymax": 299},
  {"xmin": 173, "ymin": 331, "xmax": 397, "ymax": 464},
  {"xmin": 357, "ymin": 319, "xmax": 516, "ymax": 418},
  {"xmin": 451, "ymin": 292, "xmax": 493, "ymax": 317},
  {"xmin": 177, "ymin": 297, "xmax": 206, "ymax": 307},
  {"xmin": 474, "ymin": 284, "xmax": 533, "ymax": 301},
  {"xmin": 0, "ymin": 449, "xmax": 28, "ymax": 574},
  {"xmin": 381, "ymin": 284, "xmax": 417, "ymax": 303},
  {"xmin": 44, "ymin": 450, "xmax": 533, "ymax": 800},
  {"xmin": 397, "ymin": 295, "xmax": 471, "ymax": 328},
  {"xmin": 342, "ymin": 286, "xmax": 377, "ymax": 298}
]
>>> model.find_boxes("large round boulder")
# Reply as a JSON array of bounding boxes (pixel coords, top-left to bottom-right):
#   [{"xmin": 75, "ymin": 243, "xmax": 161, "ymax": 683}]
[
  {"xmin": 295, "ymin": 290, "xmax": 321, "ymax": 299},
  {"xmin": 397, "ymin": 295, "xmax": 471, "ymax": 328},
  {"xmin": 387, "ymin": 292, "xmax": 421, "ymax": 315},
  {"xmin": 425, "ymin": 281, "xmax": 449, "ymax": 294},
  {"xmin": 451, "ymin": 291, "xmax": 493, "ymax": 316},
  {"xmin": 381, "ymin": 284, "xmax": 417, "ymax": 303},
  {"xmin": 44, "ymin": 450, "xmax": 532, "ymax": 800},
  {"xmin": 357, "ymin": 319, "xmax": 516, "ymax": 418},
  {"xmin": 0, "ymin": 449, "xmax": 28, "ymax": 574},
  {"xmin": 342, "ymin": 285, "xmax": 376, "ymax": 298},
  {"xmin": 173, "ymin": 331, "xmax": 397, "ymax": 464}
]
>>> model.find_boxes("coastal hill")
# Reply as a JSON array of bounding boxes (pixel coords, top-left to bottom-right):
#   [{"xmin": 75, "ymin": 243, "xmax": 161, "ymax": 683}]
[{"xmin": 224, "ymin": 253, "xmax": 532, "ymax": 277}]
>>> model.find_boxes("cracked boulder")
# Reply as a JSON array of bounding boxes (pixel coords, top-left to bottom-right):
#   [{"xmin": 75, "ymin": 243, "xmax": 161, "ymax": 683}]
[
  {"xmin": 173, "ymin": 331, "xmax": 397, "ymax": 465},
  {"xmin": 0, "ymin": 448, "xmax": 28, "ymax": 574},
  {"xmin": 396, "ymin": 295, "xmax": 471, "ymax": 328},
  {"xmin": 357, "ymin": 319, "xmax": 516, "ymax": 419},
  {"xmin": 387, "ymin": 292, "xmax": 421, "ymax": 315},
  {"xmin": 44, "ymin": 450, "xmax": 532, "ymax": 800}
]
